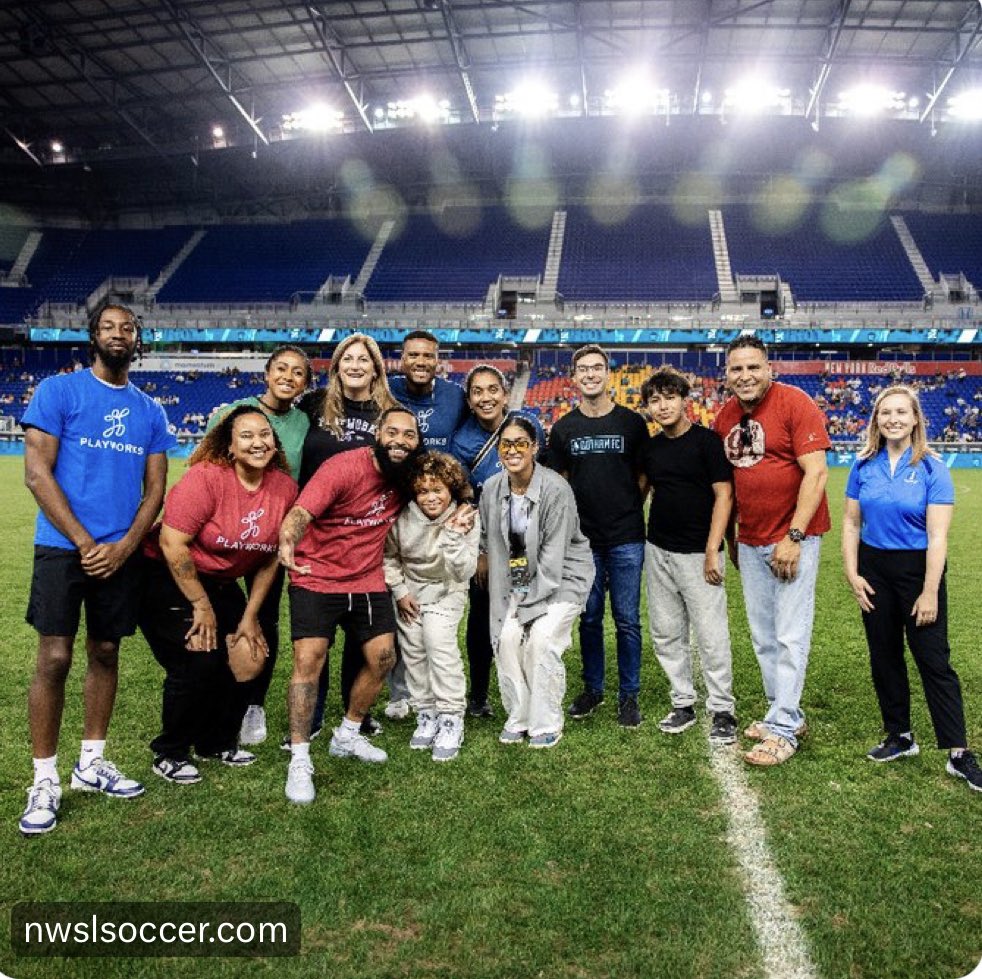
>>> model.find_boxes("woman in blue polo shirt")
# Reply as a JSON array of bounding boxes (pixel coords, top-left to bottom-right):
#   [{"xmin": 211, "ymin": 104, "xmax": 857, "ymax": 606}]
[{"xmin": 842, "ymin": 385, "xmax": 980, "ymax": 793}]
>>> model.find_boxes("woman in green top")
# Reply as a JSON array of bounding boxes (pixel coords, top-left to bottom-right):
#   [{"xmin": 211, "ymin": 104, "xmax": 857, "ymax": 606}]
[{"xmin": 205, "ymin": 345, "xmax": 312, "ymax": 744}]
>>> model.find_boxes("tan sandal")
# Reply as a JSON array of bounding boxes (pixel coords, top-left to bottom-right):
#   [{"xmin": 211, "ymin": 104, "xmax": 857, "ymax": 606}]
[
  {"xmin": 744, "ymin": 720, "xmax": 808, "ymax": 741},
  {"xmin": 744, "ymin": 735, "xmax": 796, "ymax": 766}
]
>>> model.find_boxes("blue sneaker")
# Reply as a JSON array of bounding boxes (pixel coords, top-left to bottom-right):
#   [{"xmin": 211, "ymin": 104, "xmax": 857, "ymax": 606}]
[
  {"xmin": 19, "ymin": 779, "xmax": 62, "ymax": 836},
  {"xmin": 528, "ymin": 731, "xmax": 563, "ymax": 749},
  {"xmin": 498, "ymin": 728, "xmax": 526, "ymax": 745},
  {"xmin": 70, "ymin": 758, "xmax": 145, "ymax": 798},
  {"xmin": 867, "ymin": 734, "xmax": 919, "ymax": 763}
]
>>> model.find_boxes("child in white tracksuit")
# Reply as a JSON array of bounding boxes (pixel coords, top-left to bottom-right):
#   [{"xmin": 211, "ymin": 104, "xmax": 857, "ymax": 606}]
[{"xmin": 383, "ymin": 452, "xmax": 479, "ymax": 761}]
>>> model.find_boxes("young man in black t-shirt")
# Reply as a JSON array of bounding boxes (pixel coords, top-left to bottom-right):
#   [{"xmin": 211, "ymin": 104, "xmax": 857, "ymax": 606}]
[
  {"xmin": 547, "ymin": 345, "xmax": 649, "ymax": 728},
  {"xmin": 639, "ymin": 367, "xmax": 737, "ymax": 744}
]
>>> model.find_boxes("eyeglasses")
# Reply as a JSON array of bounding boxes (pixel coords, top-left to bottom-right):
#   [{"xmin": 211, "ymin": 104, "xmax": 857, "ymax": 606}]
[
  {"xmin": 499, "ymin": 438, "xmax": 532, "ymax": 452},
  {"xmin": 739, "ymin": 414, "xmax": 753, "ymax": 448},
  {"xmin": 574, "ymin": 363, "xmax": 607, "ymax": 375}
]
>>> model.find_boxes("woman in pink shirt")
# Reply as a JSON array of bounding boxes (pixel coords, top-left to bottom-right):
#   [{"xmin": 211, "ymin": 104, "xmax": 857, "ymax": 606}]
[{"xmin": 139, "ymin": 406, "xmax": 297, "ymax": 785}]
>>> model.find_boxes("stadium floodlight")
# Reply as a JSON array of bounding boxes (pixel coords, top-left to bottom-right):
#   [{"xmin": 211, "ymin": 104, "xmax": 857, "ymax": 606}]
[
  {"xmin": 281, "ymin": 104, "xmax": 344, "ymax": 132},
  {"xmin": 385, "ymin": 95, "xmax": 451, "ymax": 124},
  {"xmin": 495, "ymin": 81, "xmax": 559, "ymax": 118},
  {"xmin": 211, "ymin": 125, "xmax": 224, "ymax": 139},
  {"xmin": 50, "ymin": 140, "xmax": 63, "ymax": 153},
  {"xmin": 604, "ymin": 72, "xmax": 670, "ymax": 116},
  {"xmin": 723, "ymin": 78, "xmax": 789, "ymax": 114},
  {"xmin": 837, "ymin": 85, "xmax": 906, "ymax": 116},
  {"xmin": 947, "ymin": 89, "xmax": 982, "ymax": 120}
]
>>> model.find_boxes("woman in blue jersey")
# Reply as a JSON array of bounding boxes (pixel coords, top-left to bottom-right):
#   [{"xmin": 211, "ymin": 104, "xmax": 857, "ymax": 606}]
[
  {"xmin": 450, "ymin": 365, "xmax": 544, "ymax": 717},
  {"xmin": 842, "ymin": 385, "xmax": 980, "ymax": 793}
]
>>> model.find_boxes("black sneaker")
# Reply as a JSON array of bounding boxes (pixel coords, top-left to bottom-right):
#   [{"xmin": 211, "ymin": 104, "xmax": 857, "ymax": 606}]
[
  {"xmin": 867, "ymin": 733, "xmax": 919, "ymax": 763},
  {"xmin": 568, "ymin": 690, "xmax": 604, "ymax": 719},
  {"xmin": 279, "ymin": 723, "xmax": 323, "ymax": 752},
  {"xmin": 658, "ymin": 706, "xmax": 697, "ymax": 735},
  {"xmin": 360, "ymin": 714, "xmax": 383, "ymax": 738},
  {"xmin": 617, "ymin": 695, "xmax": 643, "ymax": 729},
  {"xmin": 709, "ymin": 712, "xmax": 738, "ymax": 745},
  {"xmin": 466, "ymin": 699, "xmax": 494, "ymax": 719},
  {"xmin": 946, "ymin": 750, "xmax": 982, "ymax": 793}
]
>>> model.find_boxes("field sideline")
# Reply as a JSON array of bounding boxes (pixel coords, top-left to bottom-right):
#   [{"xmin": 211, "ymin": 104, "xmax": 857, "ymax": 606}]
[{"xmin": 0, "ymin": 456, "xmax": 979, "ymax": 979}]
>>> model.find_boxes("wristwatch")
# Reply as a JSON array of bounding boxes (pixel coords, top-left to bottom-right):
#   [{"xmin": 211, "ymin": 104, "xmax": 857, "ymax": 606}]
[{"xmin": 787, "ymin": 528, "xmax": 805, "ymax": 544}]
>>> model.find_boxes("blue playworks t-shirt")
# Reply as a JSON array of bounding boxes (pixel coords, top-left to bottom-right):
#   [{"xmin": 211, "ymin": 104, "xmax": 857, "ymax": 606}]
[
  {"xmin": 450, "ymin": 410, "xmax": 546, "ymax": 500},
  {"xmin": 845, "ymin": 447, "xmax": 954, "ymax": 551},
  {"xmin": 22, "ymin": 369, "xmax": 177, "ymax": 549},
  {"xmin": 388, "ymin": 375, "xmax": 468, "ymax": 452}
]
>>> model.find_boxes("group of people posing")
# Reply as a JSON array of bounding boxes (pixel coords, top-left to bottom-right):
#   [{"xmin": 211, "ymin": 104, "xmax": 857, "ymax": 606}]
[{"xmin": 17, "ymin": 304, "xmax": 981, "ymax": 833}]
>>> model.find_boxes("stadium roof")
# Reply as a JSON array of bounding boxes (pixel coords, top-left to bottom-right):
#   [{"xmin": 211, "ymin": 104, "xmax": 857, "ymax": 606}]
[{"xmin": 1, "ymin": 1, "xmax": 980, "ymax": 214}]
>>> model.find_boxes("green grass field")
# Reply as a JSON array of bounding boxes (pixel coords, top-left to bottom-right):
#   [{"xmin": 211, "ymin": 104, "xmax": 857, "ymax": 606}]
[{"xmin": 0, "ymin": 456, "xmax": 979, "ymax": 979}]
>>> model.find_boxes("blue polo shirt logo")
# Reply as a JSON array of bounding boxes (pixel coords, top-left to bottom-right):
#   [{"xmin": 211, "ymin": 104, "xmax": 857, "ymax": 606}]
[{"xmin": 903, "ymin": 470, "xmax": 918, "ymax": 485}]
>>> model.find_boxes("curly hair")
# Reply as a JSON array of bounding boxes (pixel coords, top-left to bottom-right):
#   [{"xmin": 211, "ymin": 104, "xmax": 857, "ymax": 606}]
[
  {"xmin": 318, "ymin": 333, "xmax": 399, "ymax": 437},
  {"xmin": 188, "ymin": 404, "xmax": 289, "ymax": 473},
  {"xmin": 409, "ymin": 451, "xmax": 474, "ymax": 503}
]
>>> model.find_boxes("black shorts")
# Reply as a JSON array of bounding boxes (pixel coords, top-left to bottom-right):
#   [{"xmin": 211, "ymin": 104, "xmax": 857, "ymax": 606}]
[
  {"xmin": 26, "ymin": 545, "xmax": 142, "ymax": 641},
  {"xmin": 289, "ymin": 587, "xmax": 395, "ymax": 645}
]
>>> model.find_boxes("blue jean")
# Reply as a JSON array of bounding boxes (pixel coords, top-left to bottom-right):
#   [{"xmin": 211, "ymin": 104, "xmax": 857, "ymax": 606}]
[
  {"xmin": 578, "ymin": 541, "xmax": 644, "ymax": 699},
  {"xmin": 737, "ymin": 536, "xmax": 822, "ymax": 746}
]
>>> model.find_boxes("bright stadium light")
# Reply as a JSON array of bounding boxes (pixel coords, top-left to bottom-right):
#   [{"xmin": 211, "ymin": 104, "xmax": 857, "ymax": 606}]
[
  {"xmin": 723, "ymin": 78, "xmax": 789, "ymax": 114},
  {"xmin": 211, "ymin": 125, "xmax": 224, "ymax": 139},
  {"xmin": 838, "ymin": 85, "xmax": 906, "ymax": 116},
  {"xmin": 495, "ymin": 81, "xmax": 559, "ymax": 118},
  {"xmin": 604, "ymin": 72, "xmax": 670, "ymax": 116},
  {"xmin": 948, "ymin": 89, "xmax": 982, "ymax": 120},
  {"xmin": 281, "ymin": 104, "xmax": 344, "ymax": 132},
  {"xmin": 385, "ymin": 95, "xmax": 451, "ymax": 123},
  {"xmin": 50, "ymin": 140, "xmax": 63, "ymax": 153}
]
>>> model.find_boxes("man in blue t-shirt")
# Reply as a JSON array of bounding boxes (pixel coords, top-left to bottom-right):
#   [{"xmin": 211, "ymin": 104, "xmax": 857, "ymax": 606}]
[
  {"xmin": 18, "ymin": 301, "xmax": 176, "ymax": 836},
  {"xmin": 384, "ymin": 331, "xmax": 469, "ymax": 718}
]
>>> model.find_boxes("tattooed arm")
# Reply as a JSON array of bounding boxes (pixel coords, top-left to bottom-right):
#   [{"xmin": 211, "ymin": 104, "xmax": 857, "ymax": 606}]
[
  {"xmin": 159, "ymin": 524, "xmax": 217, "ymax": 652},
  {"xmin": 278, "ymin": 505, "xmax": 314, "ymax": 574}
]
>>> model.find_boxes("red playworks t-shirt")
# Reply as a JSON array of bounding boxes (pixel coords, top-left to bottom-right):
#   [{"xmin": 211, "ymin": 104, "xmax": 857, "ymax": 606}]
[
  {"xmin": 714, "ymin": 382, "xmax": 831, "ymax": 547},
  {"xmin": 143, "ymin": 461, "xmax": 297, "ymax": 579},
  {"xmin": 292, "ymin": 447, "xmax": 404, "ymax": 594}
]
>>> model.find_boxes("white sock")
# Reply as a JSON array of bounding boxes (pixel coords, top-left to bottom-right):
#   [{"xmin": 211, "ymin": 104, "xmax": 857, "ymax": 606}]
[
  {"xmin": 79, "ymin": 740, "xmax": 106, "ymax": 768},
  {"xmin": 290, "ymin": 742, "xmax": 310, "ymax": 762},
  {"xmin": 340, "ymin": 716, "xmax": 360, "ymax": 736},
  {"xmin": 949, "ymin": 748, "xmax": 965, "ymax": 759},
  {"xmin": 33, "ymin": 755, "xmax": 59, "ymax": 786}
]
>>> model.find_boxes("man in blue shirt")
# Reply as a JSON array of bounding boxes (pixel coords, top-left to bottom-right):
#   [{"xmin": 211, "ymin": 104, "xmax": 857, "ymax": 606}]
[
  {"xmin": 385, "ymin": 331, "xmax": 469, "ymax": 718},
  {"xmin": 19, "ymin": 302, "xmax": 175, "ymax": 836}
]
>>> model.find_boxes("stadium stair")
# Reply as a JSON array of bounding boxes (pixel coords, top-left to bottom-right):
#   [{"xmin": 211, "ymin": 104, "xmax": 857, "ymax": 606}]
[{"xmin": 890, "ymin": 215, "xmax": 936, "ymax": 295}]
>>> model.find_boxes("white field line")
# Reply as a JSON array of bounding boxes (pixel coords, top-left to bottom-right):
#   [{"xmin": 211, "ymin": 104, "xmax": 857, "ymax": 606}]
[{"xmin": 705, "ymin": 732, "xmax": 820, "ymax": 979}]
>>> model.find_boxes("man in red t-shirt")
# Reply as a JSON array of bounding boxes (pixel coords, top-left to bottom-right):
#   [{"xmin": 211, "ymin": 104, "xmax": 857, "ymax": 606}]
[
  {"xmin": 278, "ymin": 407, "xmax": 421, "ymax": 804},
  {"xmin": 713, "ymin": 336, "xmax": 830, "ymax": 767}
]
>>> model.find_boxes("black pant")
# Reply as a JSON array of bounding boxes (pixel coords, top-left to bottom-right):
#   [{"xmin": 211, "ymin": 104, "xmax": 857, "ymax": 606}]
[
  {"xmin": 139, "ymin": 560, "xmax": 249, "ymax": 761},
  {"xmin": 859, "ymin": 543, "xmax": 967, "ymax": 749},
  {"xmin": 240, "ymin": 563, "xmax": 285, "ymax": 708},
  {"xmin": 465, "ymin": 577, "xmax": 494, "ymax": 705}
]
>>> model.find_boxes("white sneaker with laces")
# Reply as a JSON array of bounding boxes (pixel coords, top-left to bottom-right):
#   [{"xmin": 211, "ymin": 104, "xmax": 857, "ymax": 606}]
[
  {"xmin": 70, "ymin": 758, "xmax": 145, "ymax": 798},
  {"xmin": 285, "ymin": 757, "xmax": 315, "ymax": 804},
  {"xmin": 239, "ymin": 705, "xmax": 268, "ymax": 745},
  {"xmin": 410, "ymin": 711, "xmax": 440, "ymax": 750},
  {"xmin": 19, "ymin": 779, "xmax": 62, "ymax": 835},
  {"xmin": 329, "ymin": 728, "xmax": 387, "ymax": 764},
  {"xmin": 384, "ymin": 699, "xmax": 411, "ymax": 720},
  {"xmin": 431, "ymin": 714, "xmax": 464, "ymax": 762}
]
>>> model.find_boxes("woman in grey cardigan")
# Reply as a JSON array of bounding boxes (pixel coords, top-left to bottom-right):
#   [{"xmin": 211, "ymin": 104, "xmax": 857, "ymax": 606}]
[{"xmin": 479, "ymin": 417, "xmax": 595, "ymax": 748}]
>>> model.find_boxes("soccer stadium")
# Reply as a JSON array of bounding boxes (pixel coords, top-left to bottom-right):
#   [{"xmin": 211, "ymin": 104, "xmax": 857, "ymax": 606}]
[{"xmin": 0, "ymin": 2, "xmax": 980, "ymax": 977}]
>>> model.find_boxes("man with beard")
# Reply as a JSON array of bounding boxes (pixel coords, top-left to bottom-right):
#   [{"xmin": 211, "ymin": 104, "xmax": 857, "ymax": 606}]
[
  {"xmin": 278, "ymin": 407, "xmax": 421, "ymax": 804},
  {"xmin": 19, "ymin": 302, "xmax": 175, "ymax": 835}
]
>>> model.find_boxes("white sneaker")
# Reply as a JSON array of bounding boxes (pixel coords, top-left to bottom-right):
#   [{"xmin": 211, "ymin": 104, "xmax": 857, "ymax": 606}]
[
  {"xmin": 285, "ymin": 757, "xmax": 315, "ymax": 804},
  {"xmin": 329, "ymin": 728, "xmax": 387, "ymax": 764},
  {"xmin": 384, "ymin": 698, "xmax": 411, "ymax": 720},
  {"xmin": 239, "ymin": 705, "xmax": 268, "ymax": 745},
  {"xmin": 71, "ymin": 758, "xmax": 145, "ymax": 798},
  {"xmin": 431, "ymin": 714, "xmax": 464, "ymax": 762},
  {"xmin": 19, "ymin": 779, "xmax": 62, "ymax": 835},
  {"xmin": 410, "ymin": 711, "xmax": 440, "ymax": 750}
]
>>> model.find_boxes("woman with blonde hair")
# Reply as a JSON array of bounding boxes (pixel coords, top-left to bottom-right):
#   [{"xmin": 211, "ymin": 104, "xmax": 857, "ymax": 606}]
[
  {"xmin": 295, "ymin": 333, "xmax": 401, "ymax": 740},
  {"xmin": 842, "ymin": 385, "xmax": 980, "ymax": 793}
]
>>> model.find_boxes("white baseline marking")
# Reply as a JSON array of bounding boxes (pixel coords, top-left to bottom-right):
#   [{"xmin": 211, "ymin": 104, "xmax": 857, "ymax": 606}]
[{"xmin": 706, "ymin": 730, "xmax": 819, "ymax": 979}]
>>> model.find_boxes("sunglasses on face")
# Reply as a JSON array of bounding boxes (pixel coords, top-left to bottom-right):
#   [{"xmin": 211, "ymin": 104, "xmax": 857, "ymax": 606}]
[{"xmin": 499, "ymin": 438, "xmax": 532, "ymax": 453}]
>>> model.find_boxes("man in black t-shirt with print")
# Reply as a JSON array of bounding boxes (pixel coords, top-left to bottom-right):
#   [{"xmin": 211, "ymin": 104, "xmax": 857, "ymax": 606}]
[
  {"xmin": 639, "ymin": 367, "xmax": 737, "ymax": 745},
  {"xmin": 547, "ymin": 345, "xmax": 649, "ymax": 728}
]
